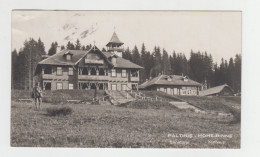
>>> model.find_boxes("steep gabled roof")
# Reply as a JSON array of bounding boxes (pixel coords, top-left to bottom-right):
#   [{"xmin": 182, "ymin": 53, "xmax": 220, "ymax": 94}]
[
  {"xmin": 139, "ymin": 75, "xmax": 202, "ymax": 89},
  {"xmin": 114, "ymin": 57, "xmax": 143, "ymax": 69},
  {"xmin": 102, "ymin": 51, "xmax": 143, "ymax": 69},
  {"xmin": 106, "ymin": 32, "xmax": 124, "ymax": 46},
  {"xmin": 38, "ymin": 49, "xmax": 88, "ymax": 66},
  {"xmin": 199, "ymin": 84, "xmax": 234, "ymax": 96}
]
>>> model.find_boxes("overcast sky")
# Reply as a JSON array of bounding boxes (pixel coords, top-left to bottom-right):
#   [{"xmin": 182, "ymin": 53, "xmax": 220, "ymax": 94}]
[{"xmin": 12, "ymin": 11, "xmax": 241, "ymax": 63}]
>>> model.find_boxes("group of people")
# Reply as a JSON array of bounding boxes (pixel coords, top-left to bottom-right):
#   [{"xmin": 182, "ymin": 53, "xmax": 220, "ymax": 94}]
[{"xmin": 32, "ymin": 82, "xmax": 43, "ymax": 110}]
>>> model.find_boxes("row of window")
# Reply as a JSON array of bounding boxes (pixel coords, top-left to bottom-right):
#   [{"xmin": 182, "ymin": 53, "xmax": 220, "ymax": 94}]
[
  {"xmin": 111, "ymin": 69, "xmax": 127, "ymax": 77},
  {"xmin": 111, "ymin": 69, "xmax": 139, "ymax": 77},
  {"xmin": 56, "ymin": 82, "xmax": 74, "ymax": 90},
  {"xmin": 182, "ymin": 90, "xmax": 197, "ymax": 95},
  {"xmin": 56, "ymin": 67, "xmax": 73, "ymax": 75},
  {"xmin": 46, "ymin": 66, "xmax": 138, "ymax": 78}
]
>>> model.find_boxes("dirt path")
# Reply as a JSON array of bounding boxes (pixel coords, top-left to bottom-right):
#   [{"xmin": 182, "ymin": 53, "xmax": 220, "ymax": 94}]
[{"xmin": 169, "ymin": 101, "xmax": 204, "ymax": 113}]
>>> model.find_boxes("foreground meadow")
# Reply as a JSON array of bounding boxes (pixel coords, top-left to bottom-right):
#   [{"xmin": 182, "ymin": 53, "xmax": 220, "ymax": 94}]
[{"xmin": 11, "ymin": 99, "xmax": 240, "ymax": 148}]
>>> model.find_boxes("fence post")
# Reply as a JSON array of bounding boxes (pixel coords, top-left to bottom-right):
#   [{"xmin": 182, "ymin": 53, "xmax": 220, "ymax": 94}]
[{"xmin": 156, "ymin": 95, "xmax": 158, "ymax": 101}]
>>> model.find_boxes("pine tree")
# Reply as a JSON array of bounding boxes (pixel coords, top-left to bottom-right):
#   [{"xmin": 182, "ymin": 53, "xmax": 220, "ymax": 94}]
[
  {"xmin": 170, "ymin": 51, "xmax": 177, "ymax": 74},
  {"xmin": 16, "ymin": 38, "xmax": 45, "ymax": 90},
  {"xmin": 234, "ymin": 54, "xmax": 241, "ymax": 92},
  {"xmin": 162, "ymin": 49, "xmax": 170, "ymax": 75},
  {"xmin": 75, "ymin": 39, "xmax": 81, "ymax": 50},
  {"xmin": 139, "ymin": 43, "xmax": 147, "ymax": 82},
  {"xmin": 152, "ymin": 46, "xmax": 162, "ymax": 76},
  {"xmin": 48, "ymin": 42, "xmax": 58, "ymax": 56},
  {"xmin": 11, "ymin": 49, "xmax": 18, "ymax": 89},
  {"xmin": 122, "ymin": 47, "xmax": 132, "ymax": 61},
  {"xmin": 228, "ymin": 57, "xmax": 235, "ymax": 89},
  {"xmin": 66, "ymin": 41, "xmax": 75, "ymax": 50},
  {"xmin": 131, "ymin": 45, "xmax": 141, "ymax": 65}
]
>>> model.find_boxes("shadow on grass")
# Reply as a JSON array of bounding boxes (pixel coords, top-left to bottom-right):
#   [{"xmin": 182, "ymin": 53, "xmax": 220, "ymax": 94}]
[{"xmin": 45, "ymin": 107, "xmax": 73, "ymax": 117}]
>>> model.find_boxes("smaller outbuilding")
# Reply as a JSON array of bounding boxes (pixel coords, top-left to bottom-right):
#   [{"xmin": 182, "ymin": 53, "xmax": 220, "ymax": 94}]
[
  {"xmin": 199, "ymin": 84, "xmax": 235, "ymax": 96},
  {"xmin": 139, "ymin": 75, "xmax": 202, "ymax": 96}
]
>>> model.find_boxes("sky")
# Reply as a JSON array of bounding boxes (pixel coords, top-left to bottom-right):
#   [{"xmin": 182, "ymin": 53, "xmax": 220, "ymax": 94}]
[{"xmin": 12, "ymin": 11, "xmax": 241, "ymax": 63}]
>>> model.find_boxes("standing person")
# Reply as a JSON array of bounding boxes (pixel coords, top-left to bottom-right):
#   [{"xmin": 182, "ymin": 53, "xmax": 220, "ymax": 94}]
[{"xmin": 32, "ymin": 82, "xmax": 43, "ymax": 110}]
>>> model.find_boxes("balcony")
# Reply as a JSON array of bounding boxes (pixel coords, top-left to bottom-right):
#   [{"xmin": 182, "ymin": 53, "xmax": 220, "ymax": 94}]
[
  {"xmin": 78, "ymin": 75, "xmax": 109, "ymax": 81},
  {"xmin": 109, "ymin": 77, "xmax": 128, "ymax": 82},
  {"xmin": 85, "ymin": 59, "xmax": 104, "ymax": 64},
  {"xmin": 131, "ymin": 77, "xmax": 139, "ymax": 82},
  {"xmin": 42, "ymin": 74, "xmax": 69, "ymax": 80}
]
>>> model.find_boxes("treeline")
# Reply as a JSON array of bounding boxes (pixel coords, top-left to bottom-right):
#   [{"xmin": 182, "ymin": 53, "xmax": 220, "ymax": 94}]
[
  {"xmin": 123, "ymin": 44, "xmax": 241, "ymax": 93},
  {"xmin": 11, "ymin": 38, "xmax": 241, "ymax": 93},
  {"xmin": 12, "ymin": 38, "xmax": 45, "ymax": 90}
]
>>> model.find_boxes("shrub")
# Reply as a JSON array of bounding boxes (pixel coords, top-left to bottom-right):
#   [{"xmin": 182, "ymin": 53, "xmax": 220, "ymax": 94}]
[{"xmin": 46, "ymin": 107, "xmax": 73, "ymax": 116}]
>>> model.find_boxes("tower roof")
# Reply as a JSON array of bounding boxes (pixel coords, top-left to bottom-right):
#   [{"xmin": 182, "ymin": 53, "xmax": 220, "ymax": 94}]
[{"xmin": 106, "ymin": 32, "xmax": 124, "ymax": 47}]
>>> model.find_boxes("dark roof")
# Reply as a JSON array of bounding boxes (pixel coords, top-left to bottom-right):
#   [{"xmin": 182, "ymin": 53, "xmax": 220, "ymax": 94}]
[
  {"xmin": 106, "ymin": 32, "xmax": 124, "ymax": 46},
  {"xmin": 101, "ymin": 51, "xmax": 143, "ymax": 69},
  {"xmin": 114, "ymin": 57, "xmax": 143, "ymax": 69},
  {"xmin": 139, "ymin": 75, "xmax": 202, "ymax": 89},
  {"xmin": 35, "ymin": 46, "xmax": 142, "ymax": 75},
  {"xmin": 199, "ymin": 84, "xmax": 234, "ymax": 96},
  {"xmin": 38, "ymin": 49, "xmax": 88, "ymax": 66},
  {"xmin": 102, "ymin": 51, "xmax": 113, "ymax": 58}
]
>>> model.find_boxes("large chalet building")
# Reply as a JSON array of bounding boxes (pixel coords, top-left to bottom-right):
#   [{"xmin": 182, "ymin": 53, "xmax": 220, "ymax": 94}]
[{"xmin": 35, "ymin": 31, "xmax": 143, "ymax": 90}]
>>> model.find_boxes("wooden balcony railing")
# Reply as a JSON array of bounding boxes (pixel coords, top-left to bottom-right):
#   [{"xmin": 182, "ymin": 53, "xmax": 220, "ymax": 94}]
[
  {"xmin": 78, "ymin": 75, "xmax": 109, "ymax": 81},
  {"xmin": 130, "ymin": 77, "xmax": 139, "ymax": 82},
  {"xmin": 42, "ymin": 74, "xmax": 69, "ymax": 80}
]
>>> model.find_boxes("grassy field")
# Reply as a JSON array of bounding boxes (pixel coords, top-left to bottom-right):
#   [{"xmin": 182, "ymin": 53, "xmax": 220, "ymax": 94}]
[
  {"xmin": 12, "ymin": 90, "xmax": 105, "ymax": 104},
  {"xmin": 11, "ymin": 96, "xmax": 240, "ymax": 148}
]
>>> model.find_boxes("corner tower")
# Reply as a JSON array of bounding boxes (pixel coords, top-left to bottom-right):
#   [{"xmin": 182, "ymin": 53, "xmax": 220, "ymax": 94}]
[{"xmin": 106, "ymin": 31, "xmax": 124, "ymax": 57}]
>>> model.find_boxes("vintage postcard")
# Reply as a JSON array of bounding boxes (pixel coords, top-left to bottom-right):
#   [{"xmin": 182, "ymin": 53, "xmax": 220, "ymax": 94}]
[{"xmin": 11, "ymin": 10, "xmax": 241, "ymax": 148}]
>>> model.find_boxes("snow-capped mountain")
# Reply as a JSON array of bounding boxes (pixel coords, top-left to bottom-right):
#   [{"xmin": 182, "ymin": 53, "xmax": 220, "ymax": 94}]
[{"xmin": 58, "ymin": 22, "xmax": 98, "ymax": 47}]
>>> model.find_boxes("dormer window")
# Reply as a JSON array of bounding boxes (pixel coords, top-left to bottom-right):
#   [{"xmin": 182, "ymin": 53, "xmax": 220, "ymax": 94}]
[
  {"xmin": 167, "ymin": 77, "xmax": 172, "ymax": 81},
  {"xmin": 64, "ymin": 51, "xmax": 73, "ymax": 61},
  {"xmin": 66, "ymin": 54, "xmax": 72, "ymax": 61},
  {"xmin": 183, "ymin": 76, "xmax": 189, "ymax": 82}
]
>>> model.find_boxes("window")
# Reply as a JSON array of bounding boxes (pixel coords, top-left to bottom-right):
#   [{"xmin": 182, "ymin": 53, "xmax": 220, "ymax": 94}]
[
  {"xmin": 111, "ymin": 69, "xmax": 116, "ymax": 77},
  {"xmin": 44, "ymin": 66, "xmax": 52, "ymax": 74},
  {"xmin": 57, "ymin": 67, "xmax": 62, "ymax": 75},
  {"xmin": 57, "ymin": 83, "xmax": 63, "ymax": 90},
  {"xmin": 99, "ymin": 69, "xmax": 105, "ymax": 76},
  {"xmin": 122, "ymin": 84, "xmax": 127, "ymax": 91},
  {"xmin": 131, "ymin": 70, "xmax": 138, "ymax": 77},
  {"xmin": 122, "ymin": 69, "xmax": 127, "ymax": 77},
  {"xmin": 91, "ymin": 68, "xmax": 96, "ymax": 75},
  {"xmin": 82, "ymin": 68, "xmax": 88, "ymax": 75},
  {"xmin": 111, "ymin": 84, "xmax": 117, "ymax": 90},
  {"xmin": 69, "ymin": 83, "xmax": 74, "ymax": 90},
  {"xmin": 69, "ymin": 67, "xmax": 73, "ymax": 75},
  {"xmin": 66, "ymin": 55, "xmax": 71, "ymax": 61}
]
